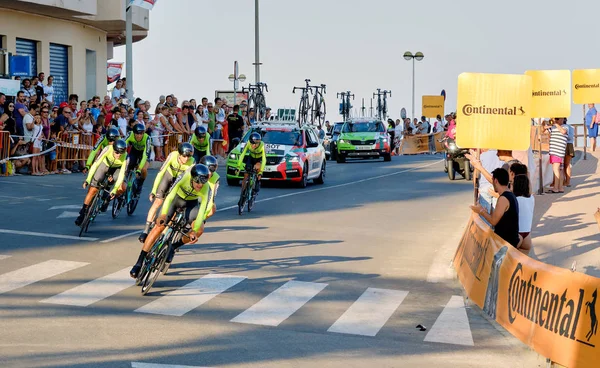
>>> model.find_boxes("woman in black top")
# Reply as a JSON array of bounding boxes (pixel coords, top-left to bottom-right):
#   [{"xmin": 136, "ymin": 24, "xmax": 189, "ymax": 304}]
[{"xmin": 470, "ymin": 168, "xmax": 521, "ymax": 248}]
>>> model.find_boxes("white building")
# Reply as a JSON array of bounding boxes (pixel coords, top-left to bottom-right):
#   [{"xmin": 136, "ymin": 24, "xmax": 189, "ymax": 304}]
[{"xmin": 0, "ymin": 0, "xmax": 151, "ymax": 103}]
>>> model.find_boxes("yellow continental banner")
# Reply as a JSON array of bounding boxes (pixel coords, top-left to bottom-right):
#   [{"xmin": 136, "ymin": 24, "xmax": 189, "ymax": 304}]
[
  {"xmin": 525, "ymin": 70, "xmax": 571, "ymax": 118},
  {"xmin": 456, "ymin": 73, "xmax": 532, "ymax": 150},
  {"xmin": 422, "ymin": 96, "xmax": 445, "ymax": 118},
  {"xmin": 454, "ymin": 214, "xmax": 600, "ymax": 368},
  {"xmin": 400, "ymin": 132, "xmax": 444, "ymax": 154},
  {"xmin": 573, "ymin": 69, "xmax": 600, "ymax": 104}
]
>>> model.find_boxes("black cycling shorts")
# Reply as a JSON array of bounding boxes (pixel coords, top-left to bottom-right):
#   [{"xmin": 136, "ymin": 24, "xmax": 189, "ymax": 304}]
[
  {"xmin": 126, "ymin": 148, "xmax": 143, "ymax": 173},
  {"xmin": 90, "ymin": 162, "xmax": 121, "ymax": 188},
  {"xmin": 193, "ymin": 149, "xmax": 208, "ymax": 165},
  {"xmin": 164, "ymin": 196, "xmax": 199, "ymax": 226},
  {"xmin": 155, "ymin": 171, "xmax": 174, "ymax": 199},
  {"xmin": 244, "ymin": 156, "xmax": 262, "ymax": 173}
]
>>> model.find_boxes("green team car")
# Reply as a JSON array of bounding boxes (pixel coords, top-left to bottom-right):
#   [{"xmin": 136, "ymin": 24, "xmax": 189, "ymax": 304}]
[
  {"xmin": 336, "ymin": 118, "xmax": 391, "ymax": 163},
  {"xmin": 226, "ymin": 121, "xmax": 326, "ymax": 188}
]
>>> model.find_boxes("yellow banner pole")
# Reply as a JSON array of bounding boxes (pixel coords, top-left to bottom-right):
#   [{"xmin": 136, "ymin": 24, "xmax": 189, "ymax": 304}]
[
  {"xmin": 537, "ymin": 123, "xmax": 544, "ymax": 195},
  {"xmin": 473, "ymin": 149, "xmax": 480, "ymax": 206}
]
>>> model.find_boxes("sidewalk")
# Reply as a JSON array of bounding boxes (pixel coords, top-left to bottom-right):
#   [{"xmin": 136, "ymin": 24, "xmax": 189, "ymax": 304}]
[{"xmin": 530, "ymin": 150, "xmax": 600, "ymax": 276}]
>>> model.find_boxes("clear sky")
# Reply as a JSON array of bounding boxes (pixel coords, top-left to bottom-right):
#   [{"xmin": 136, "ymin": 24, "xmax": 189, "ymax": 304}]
[{"xmin": 112, "ymin": 0, "xmax": 600, "ymax": 123}]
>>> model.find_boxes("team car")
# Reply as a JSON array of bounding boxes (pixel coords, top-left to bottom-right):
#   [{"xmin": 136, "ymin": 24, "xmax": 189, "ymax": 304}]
[
  {"xmin": 336, "ymin": 118, "xmax": 392, "ymax": 163},
  {"xmin": 226, "ymin": 121, "xmax": 327, "ymax": 188}
]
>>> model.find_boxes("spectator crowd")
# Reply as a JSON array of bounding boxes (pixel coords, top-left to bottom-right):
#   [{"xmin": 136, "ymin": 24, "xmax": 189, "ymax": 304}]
[{"xmin": 0, "ymin": 76, "xmax": 272, "ymax": 176}]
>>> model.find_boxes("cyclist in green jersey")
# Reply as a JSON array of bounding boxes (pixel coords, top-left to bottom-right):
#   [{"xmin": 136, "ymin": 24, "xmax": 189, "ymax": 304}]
[
  {"xmin": 125, "ymin": 123, "xmax": 152, "ymax": 195},
  {"xmin": 75, "ymin": 140, "xmax": 128, "ymax": 226},
  {"xmin": 189, "ymin": 126, "xmax": 211, "ymax": 164},
  {"xmin": 130, "ymin": 164, "xmax": 213, "ymax": 278},
  {"xmin": 200, "ymin": 155, "xmax": 220, "ymax": 220},
  {"xmin": 138, "ymin": 142, "xmax": 195, "ymax": 243},
  {"xmin": 236, "ymin": 132, "xmax": 266, "ymax": 195},
  {"xmin": 84, "ymin": 128, "xmax": 120, "ymax": 173}
]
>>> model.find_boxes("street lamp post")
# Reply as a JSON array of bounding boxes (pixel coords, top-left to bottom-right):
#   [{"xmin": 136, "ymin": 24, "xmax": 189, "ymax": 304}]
[
  {"xmin": 403, "ymin": 51, "xmax": 424, "ymax": 122},
  {"xmin": 228, "ymin": 61, "xmax": 246, "ymax": 105}
]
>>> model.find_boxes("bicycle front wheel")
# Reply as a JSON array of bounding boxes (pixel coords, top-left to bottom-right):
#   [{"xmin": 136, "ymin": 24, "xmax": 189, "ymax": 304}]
[
  {"xmin": 299, "ymin": 99, "xmax": 309, "ymax": 125},
  {"xmin": 141, "ymin": 241, "xmax": 169, "ymax": 295}
]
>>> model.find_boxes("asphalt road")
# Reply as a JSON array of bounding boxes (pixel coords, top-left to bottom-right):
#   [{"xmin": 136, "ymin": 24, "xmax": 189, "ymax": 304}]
[{"xmin": 0, "ymin": 155, "xmax": 541, "ymax": 368}]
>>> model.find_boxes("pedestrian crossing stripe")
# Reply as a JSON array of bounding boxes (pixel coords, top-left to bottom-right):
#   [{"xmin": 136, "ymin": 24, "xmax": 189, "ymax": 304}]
[
  {"xmin": 0, "ymin": 259, "xmax": 89, "ymax": 295},
  {"xmin": 0, "ymin": 259, "xmax": 473, "ymax": 344}
]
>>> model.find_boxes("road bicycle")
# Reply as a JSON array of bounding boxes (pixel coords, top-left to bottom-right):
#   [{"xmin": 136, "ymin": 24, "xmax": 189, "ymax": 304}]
[
  {"xmin": 374, "ymin": 89, "xmax": 391, "ymax": 120},
  {"xmin": 136, "ymin": 208, "xmax": 188, "ymax": 295},
  {"xmin": 237, "ymin": 165, "xmax": 259, "ymax": 215},
  {"xmin": 311, "ymin": 84, "xmax": 327, "ymax": 127},
  {"xmin": 242, "ymin": 82, "xmax": 268, "ymax": 120},
  {"xmin": 78, "ymin": 175, "xmax": 113, "ymax": 237},
  {"xmin": 293, "ymin": 79, "xmax": 312, "ymax": 126},
  {"xmin": 112, "ymin": 169, "xmax": 140, "ymax": 218},
  {"xmin": 337, "ymin": 91, "xmax": 354, "ymax": 122}
]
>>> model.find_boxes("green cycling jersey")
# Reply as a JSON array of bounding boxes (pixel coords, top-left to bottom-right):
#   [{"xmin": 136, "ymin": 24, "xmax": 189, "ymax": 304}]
[
  {"xmin": 86, "ymin": 135, "xmax": 110, "ymax": 169},
  {"xmin": 125, "ymin": 131, "xmax": 151, "ymax": 169},
  {"xmin": 85, "ymin": 145, "xmax": 128, "ymax": 195},
  {"xmin": 189, "ymin": 134, "xmax": 211, "ymax": 154},
  {"xmin": 151, "ymin": 151, "xmax": 196, "ymax": 196},
  {"xmin": 160, "ymin": 169, "xmax": 215, "ymax": 232},
  {"xmin": 236, "ymin": 141, "xmax": 266, "ymax": 174}
]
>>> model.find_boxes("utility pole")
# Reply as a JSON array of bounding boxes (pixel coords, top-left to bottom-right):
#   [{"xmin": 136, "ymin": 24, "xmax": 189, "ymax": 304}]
[
  {"xmin": 125, "ymin": 4, "xmax": 133, "ymax": 99},
  {"xmin": 254, "ymin": 0, "xmax": 261, "ymax": 83}
]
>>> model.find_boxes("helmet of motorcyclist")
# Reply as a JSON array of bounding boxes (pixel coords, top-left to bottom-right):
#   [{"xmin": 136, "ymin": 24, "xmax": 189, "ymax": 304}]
[
  {"xmin": 178, "ymin": 142, "xmax": 194, "ymax": 157},
  {"xmin": 200, "ymin": 155, "xmax": 218, "ymax": 173}
]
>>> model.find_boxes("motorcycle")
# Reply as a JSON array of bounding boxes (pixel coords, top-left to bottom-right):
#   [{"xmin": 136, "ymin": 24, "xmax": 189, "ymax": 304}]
[{"xmin": 439, "ymin": 137, "xmax": 472, "ymax": 181}]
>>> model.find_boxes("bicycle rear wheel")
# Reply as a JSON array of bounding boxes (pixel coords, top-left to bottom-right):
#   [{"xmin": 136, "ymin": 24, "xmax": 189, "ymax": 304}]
[
  {"xmin": 312, "ymin": 94, "xmax": 326, "ymax": 126},
  {"xmin": 247, "ymin": 175, "xmax": 256, "ymax": 212},
  {"xmin": 255, "ymin": 93, "xmax": 266, "ymax": 119}
]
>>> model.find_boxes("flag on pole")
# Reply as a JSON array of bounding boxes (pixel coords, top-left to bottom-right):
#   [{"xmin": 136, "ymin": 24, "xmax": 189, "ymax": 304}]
[
  {"xmin": 107, "ymin": 62, "xmax": 124, "ymax": 84},
  {"xmin": 129, "ymin": 0, "xmax": 157, "ymax": 10}
]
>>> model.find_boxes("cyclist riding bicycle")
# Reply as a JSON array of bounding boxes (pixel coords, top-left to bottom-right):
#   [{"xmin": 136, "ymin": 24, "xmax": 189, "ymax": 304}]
[
  {"xmin": 75, "ymin": 139, "xmax": 128, "ymax": 226},
  {"xmin": 84, "ymin": 127, "xmax": 120, "ymax": 172},
  {"xmin": 125, "ymin": 123, "xmax": 152, "ymax": 196},
  {"xmin": 200, "ymin": 155, "xmax": 220, "ymax": 220},
  {"xmin": 235, "ymin": 132, "xmax": 266, "ymax": 195},
  {"xmin": 189, "ymin": 126, "xmax": 211, "ymax": 164},
  {"xmin": 130, "ymin": 164, "xmax": 214, "ymax": 278},
  {"xmin": 138, "ymin": 142, "xmax": 195, "ymax": 243}
]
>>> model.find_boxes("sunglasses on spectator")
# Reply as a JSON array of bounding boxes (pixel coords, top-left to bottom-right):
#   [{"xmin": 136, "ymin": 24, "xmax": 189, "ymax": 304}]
[
  {"xmin": 8, "ymin": 104, "xmax": 14, "ymax": 108},
  {"xmin": 42, "ymin": 110, "xmax": 49, "ymax": 113}
]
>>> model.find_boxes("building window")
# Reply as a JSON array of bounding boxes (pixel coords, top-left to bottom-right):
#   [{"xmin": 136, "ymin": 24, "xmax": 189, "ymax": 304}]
[
  {"xmin": 15, "ymin": 38, "xmax": 37, "ymax": 78},
  {"xmin": 49, "ymin": 43, "xmax": 69, "ymax": 105}
]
